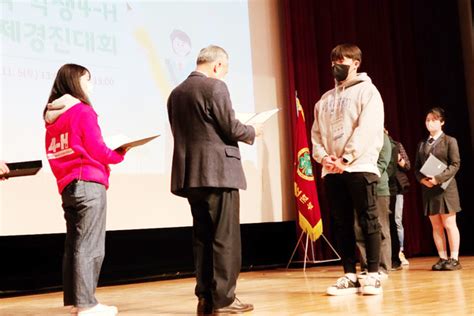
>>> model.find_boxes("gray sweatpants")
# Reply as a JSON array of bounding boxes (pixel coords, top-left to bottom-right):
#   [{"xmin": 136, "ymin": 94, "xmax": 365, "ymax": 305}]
[{"xmin": 61, "ymin": 180, "xmax": 107, "ymax": 308}]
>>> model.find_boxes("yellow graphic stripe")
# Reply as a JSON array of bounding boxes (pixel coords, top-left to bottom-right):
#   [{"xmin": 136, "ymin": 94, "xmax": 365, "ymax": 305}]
[{"xmin": 134, "ymin": 27, "xmax": 173, "ymax": 99}]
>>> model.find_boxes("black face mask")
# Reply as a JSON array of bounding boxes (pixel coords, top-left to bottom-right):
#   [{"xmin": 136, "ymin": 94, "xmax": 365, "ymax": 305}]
[{"xmin": 332, "ymin": 63, "xmax": 350, "ymax": 82}]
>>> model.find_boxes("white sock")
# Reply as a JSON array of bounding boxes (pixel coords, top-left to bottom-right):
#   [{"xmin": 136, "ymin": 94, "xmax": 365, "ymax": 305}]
[
  {"xmin": 438, "ymin": 251, "xmax": 448, "ymax": 259},
  {"xmin": 345, "ymin": 273, "xmax": 357, "ymax": 283},
  {"xmin": 450, "ymin": 252, "xmax": 459, "ymax": 260}
]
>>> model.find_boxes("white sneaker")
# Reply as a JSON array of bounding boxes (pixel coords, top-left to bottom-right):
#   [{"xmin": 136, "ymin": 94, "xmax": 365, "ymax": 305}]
[
  {"xmin": 359, "ymin": 271, "xmax": 388, "ymax": 281},
  {"xmin": 77, "ymin": 304, "xmax": 118, "ymax": 315},
  {"xmin": 326, "ymin": 276, "xmax": 361, "ymax": 296},
  {"xmin": 357, "ymin": 270, "xmax": 368, "ymax": 279},
  {"xmin": 399, "ymin": 251, "xmax": 409, "ymax": 265},
  {"xmin": 378, "ymin": 271, "xmax": 389, "ymax": 281},
  {"xmin": 361, "ymin": 275, "xmax": 383, "ymax": 295}
]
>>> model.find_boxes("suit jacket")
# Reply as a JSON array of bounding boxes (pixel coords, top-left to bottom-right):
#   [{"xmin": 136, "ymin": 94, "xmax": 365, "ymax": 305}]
[
  {"xmin": 388, "ymin": 140, "xmax": 411, "ymax": 195},
  {"xmin": 415, "ymin": 133, "xmax": 461, "ymax": 215},
  {"xmin": 167, "ymin": 71, "xmax": 255, "ymax": 197}
]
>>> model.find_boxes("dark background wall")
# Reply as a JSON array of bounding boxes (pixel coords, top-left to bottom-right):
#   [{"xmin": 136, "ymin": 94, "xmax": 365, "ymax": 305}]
[
  {"xmin": 283, "ymin": 0, "xmax": 473, "ymax": 259},
  {"xmin": 0, "ymin": 222, "xmax": 296, "ymax": 296}
]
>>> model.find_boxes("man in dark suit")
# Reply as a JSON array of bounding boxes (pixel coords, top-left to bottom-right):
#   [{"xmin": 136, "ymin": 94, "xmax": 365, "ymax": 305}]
[{"xmin": 167, "ymin": 45, "xmax": 261, "ymax": 314}]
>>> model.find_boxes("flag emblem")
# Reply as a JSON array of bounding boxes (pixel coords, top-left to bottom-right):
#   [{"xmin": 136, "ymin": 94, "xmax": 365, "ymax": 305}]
[{"xmin": 297, "ymin": 148, "xmax": 314, "ymax": 180}]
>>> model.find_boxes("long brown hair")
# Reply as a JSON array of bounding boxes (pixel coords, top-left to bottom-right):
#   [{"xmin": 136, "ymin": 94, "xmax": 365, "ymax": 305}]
[{"xmin": 43, "ymin": 63, "xmax": 92, "ymax": 117}]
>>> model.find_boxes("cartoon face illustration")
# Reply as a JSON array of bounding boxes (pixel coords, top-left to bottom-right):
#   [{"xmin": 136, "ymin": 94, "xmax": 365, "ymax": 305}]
[
  {"xmin": 172, "ymin": 37, "xmax": 191, "ymax": 56},
  {"xmin": 170, "ymin": 29, "xmax": 191, "ymax": 57}
]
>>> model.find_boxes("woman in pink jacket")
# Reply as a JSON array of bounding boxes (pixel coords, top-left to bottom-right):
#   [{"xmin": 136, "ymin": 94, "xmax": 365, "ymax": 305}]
[{"xmin": 44, "ymin": 64, "xmax": 124, "ymax": 316}]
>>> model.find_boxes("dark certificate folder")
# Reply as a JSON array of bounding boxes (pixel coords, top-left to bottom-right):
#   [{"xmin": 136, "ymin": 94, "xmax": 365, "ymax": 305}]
[{"xmin": 5, "ymin": 160, "xmax": 43, "ymax": 178}]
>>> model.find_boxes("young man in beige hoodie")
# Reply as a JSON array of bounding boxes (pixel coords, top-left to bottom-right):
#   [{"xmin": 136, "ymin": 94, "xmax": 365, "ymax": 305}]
[{"xmin": 311, "ymin": 44, "xmax": 385, "ymax": 296}]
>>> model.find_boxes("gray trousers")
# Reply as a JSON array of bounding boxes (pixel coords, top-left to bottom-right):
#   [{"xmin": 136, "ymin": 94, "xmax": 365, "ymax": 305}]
[
  {"xmin": 355, "ymin": 196, "xmax": 392, "ymax": 273},
  {"xmin": 61, "ymin": 180, "xmax": 107, "ymax": 308}
]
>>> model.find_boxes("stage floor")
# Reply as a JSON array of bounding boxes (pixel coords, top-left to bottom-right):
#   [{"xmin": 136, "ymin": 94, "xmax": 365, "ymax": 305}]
[{"xmin": 0, "ymin": 256, "xmax": 472, "ymax": 315}]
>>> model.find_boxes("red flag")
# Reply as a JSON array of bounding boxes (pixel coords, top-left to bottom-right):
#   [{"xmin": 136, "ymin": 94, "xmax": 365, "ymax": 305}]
[{"xmin": 294, "ymin": 97, "xmax": 323, "ymax": 241}]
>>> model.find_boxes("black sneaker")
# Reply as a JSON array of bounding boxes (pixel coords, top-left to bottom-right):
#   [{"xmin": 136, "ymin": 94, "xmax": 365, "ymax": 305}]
[
  {"xmin": 432, "ymin": 258, "xmax": 449, "ymax": 271},
  {"xmin": 391, "ymin": 263, "xmax": 402, "ymax": 271},
  {"xmin": 326, "ymin": 276, "xmax": 361, "ymax": 296},
  {"xmin": 442, "ymin": 258, "xmax": 462, "ymax": 271}
]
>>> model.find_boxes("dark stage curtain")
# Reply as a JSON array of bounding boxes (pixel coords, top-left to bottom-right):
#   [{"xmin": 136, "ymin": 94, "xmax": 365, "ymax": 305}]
[{"xmin": 283, "ymin": 0, "xmax": 474, "ymax": 259}]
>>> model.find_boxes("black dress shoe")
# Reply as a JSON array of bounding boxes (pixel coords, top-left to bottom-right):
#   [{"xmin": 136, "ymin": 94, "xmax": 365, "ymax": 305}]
[
  {"xmin": 197, "ymin": 298, "xmax": 213, "ymax": 315},
  {"xmin": 391, "ymin": 263, "xmax": 402, "ymax": 271},
  {"xmin": 214, "ymin": 297, "xmax": 253, "ymax": 314},
  {"xmin": 432, "ymin": 258, "xmax": 449, "ymax": 271},
  {"xmin": 442, "ymin": 258, "xmax": 462, "ymax": 271}
]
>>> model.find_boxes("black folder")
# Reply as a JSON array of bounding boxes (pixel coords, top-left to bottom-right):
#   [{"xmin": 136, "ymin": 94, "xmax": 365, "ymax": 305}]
[{"xmin": 5, "ymin": 160, "xmax": 43, "ymax": 178}]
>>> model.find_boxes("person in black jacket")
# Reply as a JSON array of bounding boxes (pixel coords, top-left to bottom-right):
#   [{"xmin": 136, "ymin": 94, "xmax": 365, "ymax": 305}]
[
  {"xmin": 388, "ymin": 137, "xmax": 411, "ymax": 269},
  {"xmin": 415, "ymin": 107, "xmax": 462, "ymax": 271}
]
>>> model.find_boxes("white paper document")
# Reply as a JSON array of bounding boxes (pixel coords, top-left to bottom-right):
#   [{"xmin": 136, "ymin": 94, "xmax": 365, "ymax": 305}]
[
  {"xmin": 105, "ymin": 134, "xmax": 160, "ymax": 151},
  {"xmin": 420, "ymin": 153, "xmax": 453, "ymax": 190},
  {"xmin": 236, "ymin": 109, "xmax": 279, "ymax": 125}
]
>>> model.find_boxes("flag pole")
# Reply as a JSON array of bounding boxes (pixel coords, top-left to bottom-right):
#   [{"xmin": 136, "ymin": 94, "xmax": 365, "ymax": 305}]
[
  {"xmin": 286, "ymin": 231, "xmax": 305, "ymax": 268},
  {"xmin": 304, "ymin": 233, "xmax": 309, "ymax": 270}
]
